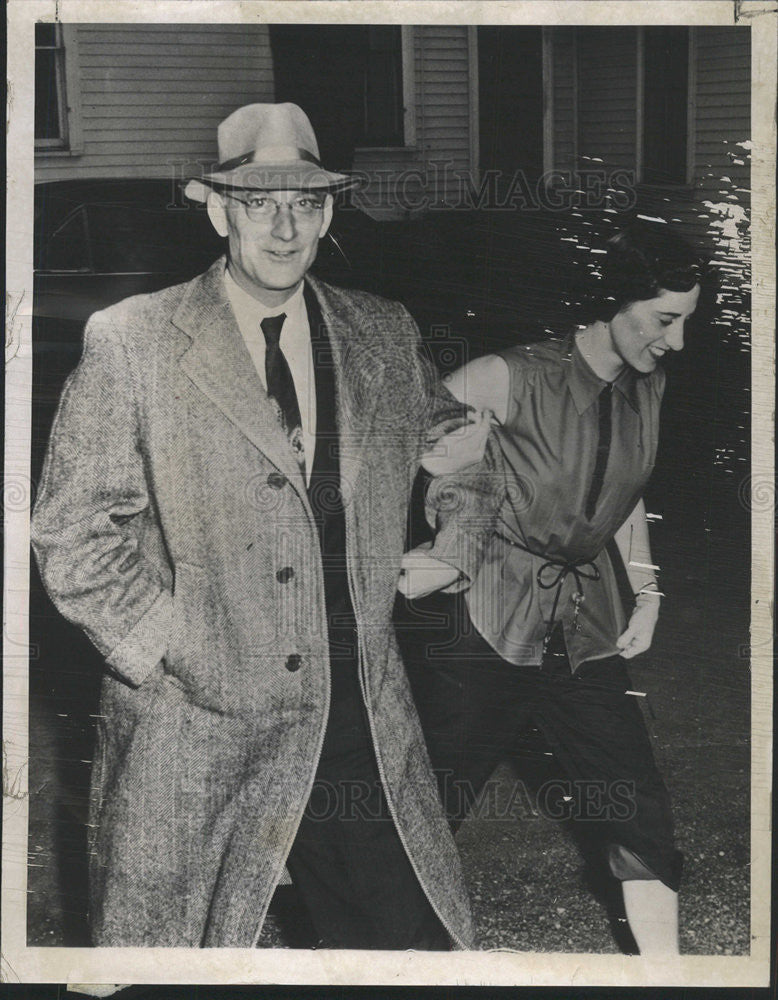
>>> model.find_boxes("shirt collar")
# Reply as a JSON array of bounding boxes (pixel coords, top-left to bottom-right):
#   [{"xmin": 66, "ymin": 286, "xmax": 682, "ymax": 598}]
[
  {"xmin": 567, "ymin": 332, "xmax": 640, "ymax": 414},
  {"xmin": 613, "ymin": 363, "xmax": 641, "ymax": 412},
  {"xmin": 223, "ymin": 269, "xmax": 306, "ymax": 333}
]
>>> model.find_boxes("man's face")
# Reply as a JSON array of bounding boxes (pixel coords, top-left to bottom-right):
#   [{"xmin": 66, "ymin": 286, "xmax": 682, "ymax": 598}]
[{"xmin": 208, "ymin": 189, "xmax": 333, "ymax": 307}]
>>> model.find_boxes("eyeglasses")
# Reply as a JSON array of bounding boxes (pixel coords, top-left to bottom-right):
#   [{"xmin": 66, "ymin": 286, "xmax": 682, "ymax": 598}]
[{"xmin": 223, "ymin": 191, "xmax": 325, "ymax": 222}]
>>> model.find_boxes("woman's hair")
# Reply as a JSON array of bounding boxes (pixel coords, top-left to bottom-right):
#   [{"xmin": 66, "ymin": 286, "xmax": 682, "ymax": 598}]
[{"xmin": 589, "ymin": 222, "xmax": 708, "ymax": 323}]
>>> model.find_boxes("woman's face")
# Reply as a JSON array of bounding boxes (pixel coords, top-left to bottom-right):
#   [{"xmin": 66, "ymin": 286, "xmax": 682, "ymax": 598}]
[{"xmin": 608, "ymin": 284, "xmax": 701, "ymax": 374}]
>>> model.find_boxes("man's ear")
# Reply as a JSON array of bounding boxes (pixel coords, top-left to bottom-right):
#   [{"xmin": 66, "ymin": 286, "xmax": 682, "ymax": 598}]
[
  {"xmin": 206, "ymin": 192, "xmax": 229, "ymax": 238},
  {"xmin": 318, "ymin": 194, "xmax": 334, "ymax": 240}
]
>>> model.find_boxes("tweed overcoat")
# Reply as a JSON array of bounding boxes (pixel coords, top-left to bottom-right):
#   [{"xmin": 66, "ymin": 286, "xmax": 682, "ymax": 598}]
[{"xmin": 31, "ymin": 258, "xmax": 498, "ymax": 948}]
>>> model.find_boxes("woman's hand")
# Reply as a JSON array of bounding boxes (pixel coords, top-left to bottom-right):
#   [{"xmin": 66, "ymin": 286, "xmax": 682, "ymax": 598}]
[
  {"xmin": 398, "ymin": 546, "xmax": 462, "ymax": 598},
  {"xmin": 421, "ymin": 408, "xmax": 494, "ymax": 476},
  {"xmin": 616, "ymin": 596, "xmax": 660, "ymax": 659}
]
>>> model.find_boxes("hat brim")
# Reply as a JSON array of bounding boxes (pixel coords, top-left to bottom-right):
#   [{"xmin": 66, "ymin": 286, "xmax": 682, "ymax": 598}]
[{"xmin": 184, "ymin": 161, "xmax": 358, "ymax": 202}]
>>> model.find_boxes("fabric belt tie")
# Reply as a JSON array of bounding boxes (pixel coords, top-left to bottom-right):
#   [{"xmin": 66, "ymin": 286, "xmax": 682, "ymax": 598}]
[{"xmin": 497, "ymin": 527, "xmax": 601, "ymax": 651}]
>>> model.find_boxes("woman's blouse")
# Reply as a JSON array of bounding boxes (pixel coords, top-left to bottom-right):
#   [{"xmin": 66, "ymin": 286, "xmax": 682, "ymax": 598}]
[{"xmin": 465, "ymin": 334, "xmax": 665, "ymax": 671}]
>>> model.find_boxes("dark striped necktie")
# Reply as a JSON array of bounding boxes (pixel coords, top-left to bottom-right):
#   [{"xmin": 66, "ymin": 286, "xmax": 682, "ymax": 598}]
[
  {"xmin": 585, "ymin": 383, "xmax": 613, "ymax": 520},
  {"xmin": 261, "ymin": 312, "xmax": 305, "ymax": 471}
]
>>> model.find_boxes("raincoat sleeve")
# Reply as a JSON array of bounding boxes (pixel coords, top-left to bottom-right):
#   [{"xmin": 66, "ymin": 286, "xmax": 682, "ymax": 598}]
[
  {"xmin": 30, "ymin": 311, "xmax": 172, "ymax": 688},
  {"xmin": 397, "ymin": 305, "xmax": 505, "ymax": 590}
]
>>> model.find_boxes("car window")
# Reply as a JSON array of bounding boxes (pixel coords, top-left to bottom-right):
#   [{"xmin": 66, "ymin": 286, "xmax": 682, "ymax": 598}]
[
  {"xmin": 42, "ymin": 206, "xmax": 92, "ymax": 272},
  {"xmin": 86, "ymin": 202, "xmax": 218, "ymax": 274},
  {"xmin": 36, "ymin": 192, "xmax": 223, "ymax": 276}
]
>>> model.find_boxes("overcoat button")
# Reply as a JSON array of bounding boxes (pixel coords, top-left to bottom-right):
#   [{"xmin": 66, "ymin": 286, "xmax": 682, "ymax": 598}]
[
  {"xmin": 267, "ymin": 472, "xmax": 286, "ymax": 489},
  {"xmin": 285, "ymin": 654, "xmax": 302, "ymax": 672},
  {"xmin": 276, "ymin": 566, "xmax": 295, "ymax": 584}
]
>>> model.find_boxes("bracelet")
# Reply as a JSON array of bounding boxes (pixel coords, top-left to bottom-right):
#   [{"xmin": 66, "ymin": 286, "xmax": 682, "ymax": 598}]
[{"xmin": 634, "ymin": 581, "xmax": 663, "ymax": 599}]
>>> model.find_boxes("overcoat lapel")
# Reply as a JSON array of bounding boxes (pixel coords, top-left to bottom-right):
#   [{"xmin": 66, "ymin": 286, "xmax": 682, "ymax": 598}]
[
  {"xmin": 305, "ymin": 275, "xmax": 364, "ymax": 493},
  {"xmin": 173, "ymin": 259, "xmax": 308, "ymax": 497}
]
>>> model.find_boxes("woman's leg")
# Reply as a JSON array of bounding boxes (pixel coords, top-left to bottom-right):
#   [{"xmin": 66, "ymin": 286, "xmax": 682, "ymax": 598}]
[
  {"xmin": 622, "ymin": 879, "xmax": 679, "ymax": 955},
  {"xmin": 528, "ymin": 653, "xmax": 682, "ymax": 954}
]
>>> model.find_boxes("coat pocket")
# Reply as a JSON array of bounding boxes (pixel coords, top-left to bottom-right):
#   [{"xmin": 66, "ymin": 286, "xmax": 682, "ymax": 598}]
[
  {"xmin": 165, "ymin": 562, "xmax": 238, "ymax": 713},
  {"xmin": 166, "ymin": 563, "xmax": 211, "ymax": 682},
  {"xmin": 170, "ymin": 558, "xmax": 207, "ymax": 634}
]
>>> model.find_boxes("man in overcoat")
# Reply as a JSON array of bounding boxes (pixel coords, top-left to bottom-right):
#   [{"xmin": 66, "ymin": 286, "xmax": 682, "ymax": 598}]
[{"xmin": 31, "ymin": 103, "xmax": 497, "ymax": 949}]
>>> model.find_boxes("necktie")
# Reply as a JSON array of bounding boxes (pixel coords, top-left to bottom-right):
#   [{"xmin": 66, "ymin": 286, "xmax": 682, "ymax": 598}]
[
  {"xmin": 261, "ymin": 313, "xmax": 305, "ymax": 471},
  {"xmin": 584, "ymin": 383, "xmax": 613, "ymax": 520}
]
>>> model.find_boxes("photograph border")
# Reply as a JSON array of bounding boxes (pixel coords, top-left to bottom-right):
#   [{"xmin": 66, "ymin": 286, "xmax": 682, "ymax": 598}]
[{"xmin": 4, "ymin": 0, "xmax": 775, "ymax": 989}]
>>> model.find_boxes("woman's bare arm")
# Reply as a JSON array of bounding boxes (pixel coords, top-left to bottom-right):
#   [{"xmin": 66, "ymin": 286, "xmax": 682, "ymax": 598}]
[
  {"xmin": 613, "ymin": 499, "xmax": 661, "ymax": 659},
  {"xmin": 442, "ymin": 354, "xmax": 511, "ymax": 425}
]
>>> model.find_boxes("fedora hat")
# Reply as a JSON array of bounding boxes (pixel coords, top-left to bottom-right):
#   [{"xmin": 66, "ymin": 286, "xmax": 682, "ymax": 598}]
[{"xmin": 184, "ymin": 103, "xmax": 356, "ymax": 202}]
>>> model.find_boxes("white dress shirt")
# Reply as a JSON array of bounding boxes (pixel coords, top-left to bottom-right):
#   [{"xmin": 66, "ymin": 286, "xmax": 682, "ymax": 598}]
[{"xmin": 224, "ymin": 270, "xmax": 316, "ymax": 484}]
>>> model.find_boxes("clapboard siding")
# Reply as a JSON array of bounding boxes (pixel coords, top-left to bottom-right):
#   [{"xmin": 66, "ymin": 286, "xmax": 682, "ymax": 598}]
[
  {"xmin": 37, "ymin": 21, "xmax": 748, "ymax": 234},
  {"xmin": 416, "ymin": 26, "xmax": 471, "ymax": 174},
  {"xmin": 75, "ymin": 128, "xmax": 244, "ymax": 142},
  {"xmin": 693, "ymin": 26, "xmax": 751, "ymax": 196},
  {"xmin": 77, "ymin": 69, "xmax": 273, "ymax": 81},
  {"xmin": 575, "ymin": 28, "xmax": 638, "ymax": 171},
  {"xmin": 36, "ymin": 23, "xmax": 274, "ymax": 181},
  {"xmin": 353, "ymin": 25, "xmax": 473, "ymax": 215},
  {"xmin": 75, "ymin": 56, "xmax": 270, "ymax": 69},
  {"xmin": 696, "ymin": 105, "xmax": 751, "ymax": 119},
  {"xmin": 546, "ymin": 26, "xmax": 749, "ymax": 199},
  {"xmin": 37, "ymin": 22, "xmax": 475, "ymax": 213},
  {"xmin": 695, "ymin": 83, "xmax": 750, "ymax": 98},
  {"xmin": 632, "ymin": 27, "xmax": 750, "ymax": 260},
  {"xmin": 76, "ymin": 48, "xmax": 269, "ymax": 61},
  {"xmin": 539, "ymin": 24, "xmax": 750, "ymax": 275},
  {"xmin": 75, "ymin": 24, "xmax": 254, "ymax": 36}
]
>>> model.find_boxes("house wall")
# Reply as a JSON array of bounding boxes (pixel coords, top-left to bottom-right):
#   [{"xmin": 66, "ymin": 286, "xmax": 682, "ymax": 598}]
[
  {"xmin": 576, "ymin": 28, "xmax": 639, "ymax": 173},
  {"xmin": 352, "ymin": 25, "xmax": 474, "ymax": 216},
  {"xmin": 550, "ymin": 27, "xmax": 577, "ymax": 177},
  {"xmin": 35, "ymin": 23, "xmax": 274, "ymax": 182},
  {"xmin": 36, "ymin": 22, "xmax": 749, "ymax": 233},
  {"xmin": 549, "ymin": 26, "xmax": 751, "ymax": 212},
  {"xmin": 636, "ymin": 26, "xmax": 750, "ymax": 261},
  {"xmin": 37, "ymin": 23, "xmax": 476, "ymax": 217},
  {"xmin": 544, "ymin": 20, "xmax": 752, "ymax": 328},
  {"xmin": 692, "ymin": 27, "xmax": 751, "ymax": 201}
]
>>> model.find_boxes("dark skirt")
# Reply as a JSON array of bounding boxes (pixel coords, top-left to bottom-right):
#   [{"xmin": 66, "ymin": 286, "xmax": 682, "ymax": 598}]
[{"xmin": 397, "ymin": 590, "xmax": 683, "ymax": 891}]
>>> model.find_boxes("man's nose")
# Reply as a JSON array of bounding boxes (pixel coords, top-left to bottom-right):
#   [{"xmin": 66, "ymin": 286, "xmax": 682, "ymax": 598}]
[{"xmin": 270, "ymin": 205, "xmax": 296, "ymax": 241}]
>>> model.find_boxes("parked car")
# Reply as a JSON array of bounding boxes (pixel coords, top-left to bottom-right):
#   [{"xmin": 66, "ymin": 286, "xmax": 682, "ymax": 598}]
[{"xmin": 34, "ymin": 179, "xmax": 225, "ymax": 319}]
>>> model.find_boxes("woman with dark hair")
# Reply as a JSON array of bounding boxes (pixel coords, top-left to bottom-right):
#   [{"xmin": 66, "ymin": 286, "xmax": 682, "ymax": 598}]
[{"xmin": 398, "ymin": 222, "xmax": 707, "ymax": 954}]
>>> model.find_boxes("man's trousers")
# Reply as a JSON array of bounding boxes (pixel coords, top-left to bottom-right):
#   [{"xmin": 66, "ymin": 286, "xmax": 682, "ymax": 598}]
[{"xmin": 284, "ymin": 626, "xmax": 450, "ymax": 950}]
